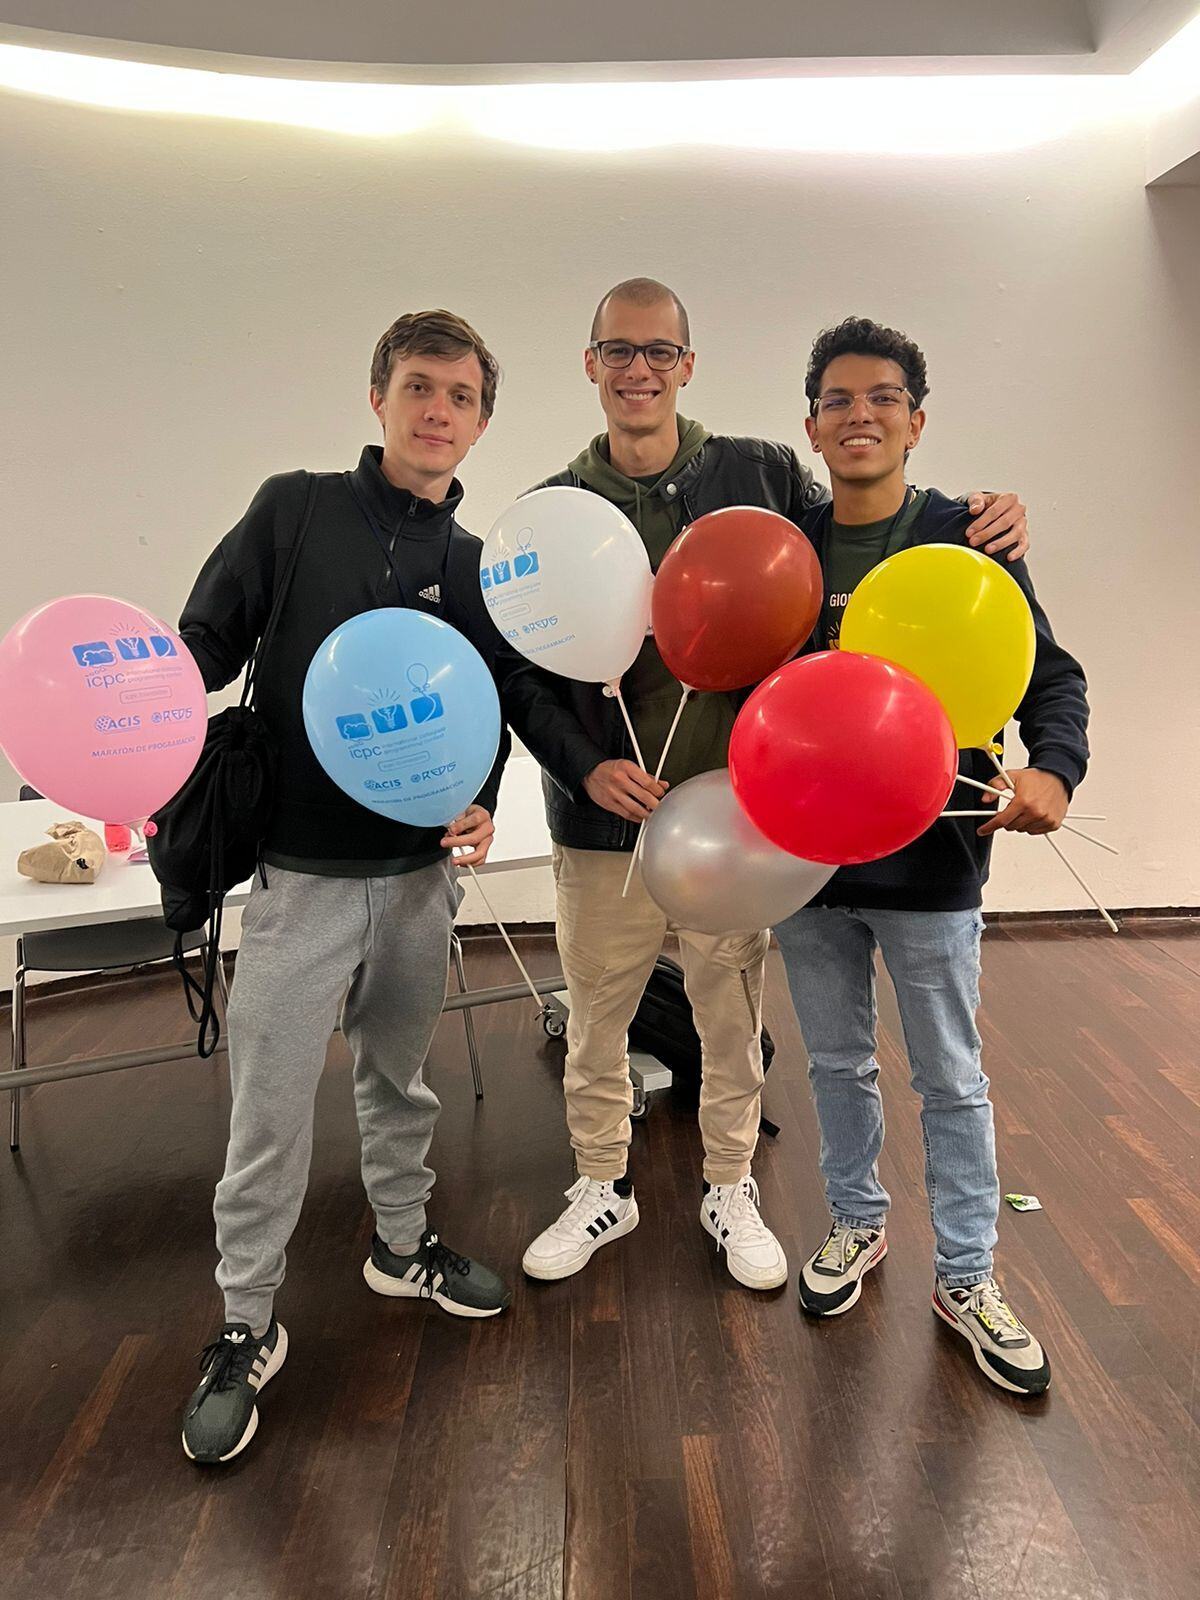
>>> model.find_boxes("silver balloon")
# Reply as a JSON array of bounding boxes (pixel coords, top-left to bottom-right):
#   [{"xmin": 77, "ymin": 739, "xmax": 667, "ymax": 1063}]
[{"xmin": 641, "ymin": 768, "xmax": 835, "ymax": 935}]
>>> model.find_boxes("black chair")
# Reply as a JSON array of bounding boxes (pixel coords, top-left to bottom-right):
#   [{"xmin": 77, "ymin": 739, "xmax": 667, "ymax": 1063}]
[{"xmin": 9, "ymin": 787, "xmax": 227, "ymax": 1150}]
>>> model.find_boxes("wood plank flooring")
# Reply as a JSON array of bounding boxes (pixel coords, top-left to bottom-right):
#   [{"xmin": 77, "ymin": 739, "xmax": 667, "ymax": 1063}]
[{"xmin": 0, "ymin": 920, "xmax": 1196, "ymax": 1600}]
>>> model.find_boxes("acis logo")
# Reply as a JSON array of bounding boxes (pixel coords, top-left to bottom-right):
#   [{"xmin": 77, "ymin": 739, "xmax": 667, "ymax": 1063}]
[{"xmin": 94, "ymin": 714, "xmax": 141, "ymax": 733}]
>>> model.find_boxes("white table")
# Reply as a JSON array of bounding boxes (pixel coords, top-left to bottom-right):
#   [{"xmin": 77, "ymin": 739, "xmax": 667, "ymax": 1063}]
[
  {"xmin": 1, "ymin": 758, "xmax": 567, "ymax": 1105},
  {"xmin": 0, "ymin": 756, "xmax": 553, "ymax": 937}
]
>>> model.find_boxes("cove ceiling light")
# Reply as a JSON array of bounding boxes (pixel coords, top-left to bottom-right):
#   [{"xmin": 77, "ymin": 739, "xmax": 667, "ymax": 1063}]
[{"xmin": 3, "ymin": 24, "xmax": 1194, "ymax": 154}]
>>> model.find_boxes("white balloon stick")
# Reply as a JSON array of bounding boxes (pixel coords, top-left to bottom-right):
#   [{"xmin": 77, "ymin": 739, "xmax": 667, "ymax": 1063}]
[
  {"xmin": 622, "ymin": 685, "xmax": 691, "ymax": 899},
  {"xmin": 463, "ymin": 863, "xmax": 546, "ymax": 1013},
  {"xmin": 952, "ymin": 771, "xmax": 1117, "ymax": 852},
  {"xmin": 981, "ymin": 747, "xmax": 1119, "ymax": 932}
]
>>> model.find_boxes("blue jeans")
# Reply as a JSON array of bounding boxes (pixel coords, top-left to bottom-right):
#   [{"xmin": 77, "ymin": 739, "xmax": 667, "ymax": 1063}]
[{"xmin": 774, "ymin": 905, "xmax": 998, "ymax": 1287}]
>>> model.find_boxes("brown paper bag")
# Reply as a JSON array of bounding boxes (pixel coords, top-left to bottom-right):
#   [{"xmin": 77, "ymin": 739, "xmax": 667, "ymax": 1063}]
[{"xmin": 17, "ymin": 821, "xmax": 107, "ymax": 884}]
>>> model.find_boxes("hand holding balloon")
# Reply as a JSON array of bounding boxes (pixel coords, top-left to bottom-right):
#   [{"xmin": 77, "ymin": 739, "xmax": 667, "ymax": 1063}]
[
  {"xmin": 441, "ymin": 804, "xmax": 495, "ymax": 867},
  {"xmin": 976, "ymin": 769, "xmax": 1068, "ymax": 837},
  {"xmin": 584, "ymin": 759, "xmax": 667, "ymax": 824}
]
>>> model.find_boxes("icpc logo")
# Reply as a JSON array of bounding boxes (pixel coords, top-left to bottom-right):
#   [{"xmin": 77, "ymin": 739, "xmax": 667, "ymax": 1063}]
[
  {"xmin": 71, "ymin": 631, "xmax": 178, "ymax": 689},
  {"xmin": 334, "ymin": 664, "xmax": 445, "ymax": 747},
  {"xmin": 71, "ymin": 634, "xmax": 177, "ymax": 667},
  {"xmin": 482, "ymin": 528, "xmax": 539, "ymax": 592}
]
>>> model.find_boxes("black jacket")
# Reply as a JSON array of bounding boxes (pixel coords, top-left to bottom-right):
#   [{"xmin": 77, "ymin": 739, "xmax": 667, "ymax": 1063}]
[
  {"xmin": 803, "ymin": 489, "xmax": 1090, "ymax": 912},
  {"xmin": 531, "ymin": 434, "xmax": 829, "ymax": 850},
  {"xmin": 179, "ymin": 447, "xmax": 597, "ymax": 865}
]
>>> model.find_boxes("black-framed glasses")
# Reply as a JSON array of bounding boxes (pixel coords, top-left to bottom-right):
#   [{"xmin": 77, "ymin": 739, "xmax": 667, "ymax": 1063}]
[
  {"xmin": 813, "ymin": 385, "xmax": 914, "ymax": 416},
  {"xmin": 589, "ymin": 339, "xmax": 691, "ymax": 371}
]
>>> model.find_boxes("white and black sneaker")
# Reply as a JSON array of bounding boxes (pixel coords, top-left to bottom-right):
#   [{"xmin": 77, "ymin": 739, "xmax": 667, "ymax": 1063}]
[
  {"xmin": 181, "ymin": 1317, "xmax": 288, "ymax": 1465},
  {"xmin": 522, "ymin": 1176, "xmax": 639, "ymax": 1281},
  {"xmin": 932, "ymin": 1276, "xmax": 1051, "ymax": 1396},
  {"xmin": 700, "ymin": 1175, "xmax": 788, "ymax": 1290},
  {"xmin": 798, "ymin": 1222, "xmax": 888, "ymax": 1316},
  {"xmin": 364, "ymin": 1229, "xmax": 510, "ymax": 1318}
]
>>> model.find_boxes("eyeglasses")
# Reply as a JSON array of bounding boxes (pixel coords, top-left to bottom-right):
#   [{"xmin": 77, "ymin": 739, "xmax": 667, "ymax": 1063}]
[
  {"xmin": 589, "ymin": 340, "xmax": 691, "ymax": 371},
  {"xmin": 813, "ymin": 385, "xmax": 914, "ymax": 416}
]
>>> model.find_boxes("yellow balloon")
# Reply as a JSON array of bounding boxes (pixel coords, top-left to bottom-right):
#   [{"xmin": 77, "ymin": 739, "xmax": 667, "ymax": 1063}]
[{"xmin": 840, "ymin": 544, "xmax": 1035, "ymax": 749}]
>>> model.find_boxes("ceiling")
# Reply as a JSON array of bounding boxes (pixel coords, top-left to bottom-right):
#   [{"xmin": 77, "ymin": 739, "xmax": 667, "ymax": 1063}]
[{"xmin": 1, "ymin": 0, "xmax": 1197, "ymax": 80}]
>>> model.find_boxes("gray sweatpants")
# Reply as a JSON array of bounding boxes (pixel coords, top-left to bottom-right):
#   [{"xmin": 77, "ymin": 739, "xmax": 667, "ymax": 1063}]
[{"xmin": 214, "ymin": 859, "xmax": 461, "ymax": 1329}]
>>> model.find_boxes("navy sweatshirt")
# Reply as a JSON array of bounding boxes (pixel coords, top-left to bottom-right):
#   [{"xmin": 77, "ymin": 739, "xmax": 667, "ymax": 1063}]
[{"xmin": 799, "ymin": 488, "xmax": 1090, "ymax": 912}]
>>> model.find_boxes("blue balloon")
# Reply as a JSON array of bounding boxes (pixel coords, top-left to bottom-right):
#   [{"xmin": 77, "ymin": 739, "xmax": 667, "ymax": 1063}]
[{"xmin": 303, "ymin": 609, "xmax": 501, "ymax": 828}]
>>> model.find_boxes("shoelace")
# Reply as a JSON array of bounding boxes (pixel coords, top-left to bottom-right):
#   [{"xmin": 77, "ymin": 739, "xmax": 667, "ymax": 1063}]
[
  {"xmin": 419, "ymin": 1233, "xmax": 471, "ymax": 1299},
  {"xmin": 197, "ymin": 1329, "xmax": 260, "ymax": 1393},
  {"xmin": 817, "ymin": 1224, "xmax": 877, "ymax": 1274},
  {"xmin": 553, "ymin": 1174, "xmax": 611, "ymax": 1237},
  {"xmin": 710, "ymin": 1176, "xmax": 771, "ymax": 1254},
  {"xmin": 958, "ymin": 1279, "xmax": 1027, "ymax": 1344}
]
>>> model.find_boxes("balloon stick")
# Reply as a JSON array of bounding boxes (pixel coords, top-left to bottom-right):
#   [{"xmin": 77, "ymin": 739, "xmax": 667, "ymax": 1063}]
[
  {"xmin": 463, "ymin": 862, "xmax": 546, "ymax": 1012},
  {"xmin": 622, "ymin": 686, "xmax": 691, "ymax": 898},
  {"xmin": 981, "ymin": 748, "xmax": 1119, "ymax": 932},
  {"xmin": 951, "ymin": 773, "xmax": 1116, "ymax": 852},
  {"xmin": 608, "ymin": 680, "xmax": 647, "ymax": 771}
]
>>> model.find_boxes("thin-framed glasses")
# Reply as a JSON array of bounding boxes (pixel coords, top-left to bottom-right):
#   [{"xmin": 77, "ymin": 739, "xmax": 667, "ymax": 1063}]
[
  {"xmin": 589, "ymin": 340, "xmax": 691, "ymax": 371},
  {"xmin": 813, "ymin": 385, "xmax": 914, "ymax": 416}
]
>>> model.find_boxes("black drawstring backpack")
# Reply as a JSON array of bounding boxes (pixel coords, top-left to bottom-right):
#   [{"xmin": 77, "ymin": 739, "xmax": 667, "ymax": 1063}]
[{"xmin": 148, "ymin": 477, "xmax": 318, "ymax": 1056}]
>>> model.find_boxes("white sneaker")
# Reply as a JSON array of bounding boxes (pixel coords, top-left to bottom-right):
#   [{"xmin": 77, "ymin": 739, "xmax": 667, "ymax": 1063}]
[
  {"xmin": 522, "ymin": 1176, "xmax": 639, "ymax": 1281},
  {"xmin": 700, "ymin": 1175, "xmax": 788, "ymax": 1290}
]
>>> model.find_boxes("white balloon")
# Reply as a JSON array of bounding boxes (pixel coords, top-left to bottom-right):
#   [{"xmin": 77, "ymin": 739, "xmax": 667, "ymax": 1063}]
[
  {"xmin": 642, "ymin": 769, "xmax": 835, "ymax": 935},
  {"xmin": 480, "ymin": 487, "xmax": 652, "ymax": 684}
]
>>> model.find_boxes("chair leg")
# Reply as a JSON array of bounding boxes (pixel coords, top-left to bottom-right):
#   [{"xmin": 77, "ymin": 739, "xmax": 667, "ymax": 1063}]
[
  {"xmin": 10, "ymin": 943, "xmax": 27, "ymax": 1152},
  {"xmin": 450, "ymin": 933, "xmax": 484, "ymax": 1100}
]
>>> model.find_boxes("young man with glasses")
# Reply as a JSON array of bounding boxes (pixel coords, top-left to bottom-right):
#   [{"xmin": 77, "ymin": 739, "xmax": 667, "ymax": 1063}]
[
  {"xmin": 175, "ymin": 310, "xmax": 595, "ymax": 1464},
  {"xmin": 520, "ymin": 280, "xmax": 1031, "ymax": 1293},
  {"xmin": 775, "ymin": 316, "xmax": 1089, "ymax": 1396}
]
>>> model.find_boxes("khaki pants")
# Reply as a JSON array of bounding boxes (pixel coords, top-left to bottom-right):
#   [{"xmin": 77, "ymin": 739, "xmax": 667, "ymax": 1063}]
[{"xmin": 552, "ymin": 844, "xmax": 770, "ymax": 1186}]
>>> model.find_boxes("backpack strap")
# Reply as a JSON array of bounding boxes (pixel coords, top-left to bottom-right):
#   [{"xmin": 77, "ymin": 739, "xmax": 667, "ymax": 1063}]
[
  {"xmin": 180, "ymin": 473, "xmax": 318, "ymax": 1056},
  {"xmin": 241, "ymin": 472, "xmax": 320, "ymax": 709}
]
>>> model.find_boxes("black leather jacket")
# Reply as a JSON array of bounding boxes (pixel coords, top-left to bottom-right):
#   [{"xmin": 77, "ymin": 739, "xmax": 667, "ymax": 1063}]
[{"xmin": 531, "ymin": 435, "xmax": 829, "ymax": 851}]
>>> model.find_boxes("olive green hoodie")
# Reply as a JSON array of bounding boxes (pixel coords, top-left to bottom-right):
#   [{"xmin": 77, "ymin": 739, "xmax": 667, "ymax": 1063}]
[{"xmin": 566, "ymin": 416, "xmax": 740, "ymax": 788}]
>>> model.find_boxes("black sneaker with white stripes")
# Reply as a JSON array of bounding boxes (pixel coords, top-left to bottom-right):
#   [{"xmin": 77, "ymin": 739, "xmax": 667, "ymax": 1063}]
[
  {"xmin": 181, "ymin": 1317, "xmax": 287, "ymax": 1465},
  {"xmin": 363, "ymin": 1229, "xmax": 511, "ymax": 1317}
]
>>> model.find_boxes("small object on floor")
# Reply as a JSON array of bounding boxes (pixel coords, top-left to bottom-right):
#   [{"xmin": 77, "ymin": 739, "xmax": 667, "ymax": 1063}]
[
  {"xmin": 181, "ymin": 1317, "xmax": 287, "ymax": 1465},
  {"xmin": 798, "ymin": 1221, "xmax": 888, "ymax": 1316},
  {"xmin": 701, "ymin": 1174, "xmax": 788, "ymax": 1290},
  {"xmin": 522, "ymin": 1176, "xmax": 639, "ymax": 1280},
  {"xmin": 1005, "ymin": 1192, "xmax": 1043, "ymax": 1212},
  {"xmin": 363, "ymin": 1229, "xmax": 510, "ymax": 1317},
  {"xmin": 932, "ymin": 1276, "xmax": 1051, "ymax": 1396}
]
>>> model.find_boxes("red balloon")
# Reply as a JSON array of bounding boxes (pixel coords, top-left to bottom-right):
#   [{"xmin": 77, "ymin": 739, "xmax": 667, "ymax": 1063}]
[
  {"xmin": 729, "ymin": 652, "xmax": 957, "ymax": 866},
  {"xmin": 651, "ymin": 506, "xmax": 822, "ymax": 692}
]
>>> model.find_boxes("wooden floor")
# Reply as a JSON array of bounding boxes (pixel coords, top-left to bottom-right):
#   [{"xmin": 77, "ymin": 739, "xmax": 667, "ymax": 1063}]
[{"xmin": 1, "ymin": 920, "xmax": 1197, "ymax": 1600}]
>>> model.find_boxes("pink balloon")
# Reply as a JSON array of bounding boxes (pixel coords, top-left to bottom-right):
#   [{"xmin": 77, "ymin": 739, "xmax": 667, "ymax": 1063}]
[{"xmin": 0, "ymin": 594, "xmax": 207, "ymax": 824}]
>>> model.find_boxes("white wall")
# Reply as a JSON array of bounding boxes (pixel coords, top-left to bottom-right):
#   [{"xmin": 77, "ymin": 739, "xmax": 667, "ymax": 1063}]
[{"xmin": 2, "ymin": 86, "xmax": 1198, "ymax": 937}]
